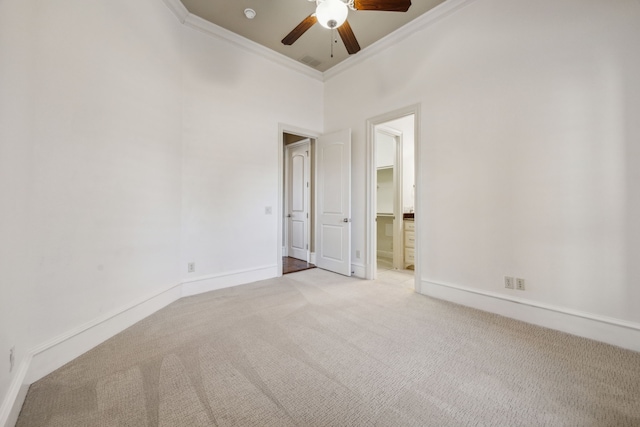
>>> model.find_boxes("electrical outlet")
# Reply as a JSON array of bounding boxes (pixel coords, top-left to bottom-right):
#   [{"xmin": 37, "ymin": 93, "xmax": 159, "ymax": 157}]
[
  {"xmin": 356, "ymin": 250, "xmax": 361, "ymax": 259},
  {"xmin": 9, "ymin": 347, "xmax": 15, "ymax": 373},
  {"xmin": 265, "ymin": 206, "xmax": 272, "ymax": 215},
  {"xmin": 504, "ymin": 276, "xmax": 514, "ymax": 289},
  {"xmin": 188, "ymin": 262, "xmax": 195, "ymax": 273},
  {"xmin": 516, "ymin": 278, "xmax": 525, "ymax": 291}
]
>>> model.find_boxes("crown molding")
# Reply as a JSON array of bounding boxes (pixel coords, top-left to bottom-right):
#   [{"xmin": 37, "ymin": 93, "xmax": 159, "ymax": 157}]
[
  {"xmin": 324, "ymin": 0, "xmax": 478, "ymax": 81},
  {"xmin": 160, "ymin": 0, "xmax": 323, "ymax": 81},
  {"xmin": 184, "ymin": 14, "xmax": 324, "ymax": 81},
  {"xmin": 160, "ymin": 0, "xmax": 189, "ymax": 23},
  {"xmin": 159, "ymin": 0, "xmax": 476, "ymax": 82}
]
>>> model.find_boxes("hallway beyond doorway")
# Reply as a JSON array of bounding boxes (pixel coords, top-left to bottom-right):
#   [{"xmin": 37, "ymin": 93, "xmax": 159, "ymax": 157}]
[{"xmin": 283, "ymin": 257, "xmax": 316, "ymax": 274}]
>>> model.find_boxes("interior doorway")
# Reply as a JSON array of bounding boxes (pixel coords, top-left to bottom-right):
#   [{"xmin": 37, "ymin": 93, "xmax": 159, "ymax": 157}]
[
  {"xmin": 366, "ymin": 106, "xmax": 420, "ymax": 287},
  {"xmin": 283, "ymin": 133, "xmax": 316, "ymax": 274},
  {"xmin": 285, "ymin": 139, "xmax": 311, "ymax": 262},
  {"xmin": 277, "ymin": 125, "xmax": 353, "ymax": 277}
]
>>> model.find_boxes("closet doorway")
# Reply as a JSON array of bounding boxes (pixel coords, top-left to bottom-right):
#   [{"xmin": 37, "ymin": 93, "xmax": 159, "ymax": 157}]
[
  {"xmin": 375, "ymin": 127, "xmax": 403, "ymax": 271},
  {"xmin": 366, "ymin": 106, "xmax": 419, "ymax": 286}
]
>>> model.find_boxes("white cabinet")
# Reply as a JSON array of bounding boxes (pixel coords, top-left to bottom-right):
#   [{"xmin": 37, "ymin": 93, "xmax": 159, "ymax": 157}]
[
  {"xmin": 376, "ymin": 167, "xmax": 394, "ymax": 214},
  {"xmin": 404, "ymin": 219, "xmax": 415, "ymax": 269},
  {"xmin": 376, "ymin": 132, "xmax": 396, "ymax": 168}
]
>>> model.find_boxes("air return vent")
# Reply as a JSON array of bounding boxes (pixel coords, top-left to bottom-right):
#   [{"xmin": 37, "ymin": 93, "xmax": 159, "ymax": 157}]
[{"xmin": 299, "ymin": 55, "xmax": 322, "ymax": 68}]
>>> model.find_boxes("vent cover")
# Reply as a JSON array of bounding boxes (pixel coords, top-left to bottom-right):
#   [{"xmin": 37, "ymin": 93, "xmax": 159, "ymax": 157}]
[{"xmin": 299, "ymin": 55, "xmax": 322, "ymax": 68}]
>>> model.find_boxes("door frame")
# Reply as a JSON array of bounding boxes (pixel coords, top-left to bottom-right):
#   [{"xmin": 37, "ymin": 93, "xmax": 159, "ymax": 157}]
[
  {"xmin": 284, "ymin": 139, "xmax": 311, "ymax": 262},
  {"xmin": 365, "ymin": 104, "xmax": 421, "ymax": 288},
  {"xmin": 375, "ymin": 126, "xmax": 404, "ymax": 270},
  {"xmin": 278, "ymin": 124, "xmax": 321, "ymax": 276}
]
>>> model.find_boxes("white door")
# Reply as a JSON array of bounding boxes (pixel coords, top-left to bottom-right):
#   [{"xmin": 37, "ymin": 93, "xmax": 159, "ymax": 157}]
[
  {"xmin": 316, "ymin": 129, "xmax": 351, "ymax": 276},
  {"xmin": 286, "ymin": 140, "xmax": 310, "ymax": 261}
]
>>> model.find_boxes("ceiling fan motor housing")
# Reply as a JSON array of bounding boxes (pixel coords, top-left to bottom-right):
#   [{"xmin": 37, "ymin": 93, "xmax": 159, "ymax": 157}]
[{"xmin": 316, "ymin": 0, "xmax": 349, "ymax": 29}]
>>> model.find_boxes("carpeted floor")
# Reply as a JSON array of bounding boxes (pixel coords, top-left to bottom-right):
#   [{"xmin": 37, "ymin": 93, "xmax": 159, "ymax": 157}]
[{"xmin": 17, "ymin": 269, "xmax": 640, "ymax": 426}]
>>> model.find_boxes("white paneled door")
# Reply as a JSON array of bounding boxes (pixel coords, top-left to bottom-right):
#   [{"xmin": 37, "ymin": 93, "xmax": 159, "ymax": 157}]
[
  {"xmin": 316, "ymin": 129, "xmax": 351, "ymax": 276},
  {"xmin": 286, "ymin": 140, "xmax": 310, "ymax": 261}
]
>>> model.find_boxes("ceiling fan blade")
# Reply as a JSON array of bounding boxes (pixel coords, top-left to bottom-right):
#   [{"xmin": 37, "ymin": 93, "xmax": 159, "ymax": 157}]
[
  {"xmin": 354, "ymin": 0, "xmax": 411, "ymax": 12},
  {"xmin": 337, "ymin": 20, "xmax": 361, "ymax": 55},
  {"xmin": 282, "ymin": 14, "xmax": 318, "ymax": 45}
]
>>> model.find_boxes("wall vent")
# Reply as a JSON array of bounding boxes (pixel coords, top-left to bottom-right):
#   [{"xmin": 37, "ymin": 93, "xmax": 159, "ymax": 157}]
[{"xmin": 299, "ymin": 55, "xmax": 322, "ymax": 68}]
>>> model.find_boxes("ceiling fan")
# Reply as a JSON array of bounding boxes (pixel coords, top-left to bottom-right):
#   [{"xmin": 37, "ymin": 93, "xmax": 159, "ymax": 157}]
[{"xmin": 281, "ymin": 0, "xmax": 412, "ymax": 55}]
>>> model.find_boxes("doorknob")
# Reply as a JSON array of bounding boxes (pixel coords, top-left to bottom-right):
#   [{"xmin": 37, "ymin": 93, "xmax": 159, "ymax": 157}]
[
  {"xmin": 286, "ymin": 214, "xmax": 292, "ymax": 218},
  {"xmin": 343, "ymin": 218, "xmax": 351, "ymax": 223}
]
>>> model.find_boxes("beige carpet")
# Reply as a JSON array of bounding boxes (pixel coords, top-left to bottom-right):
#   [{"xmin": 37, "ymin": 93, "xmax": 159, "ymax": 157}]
[{"xmin": 17, "ymin": 269, "xmax": 640, "ymax": 426}]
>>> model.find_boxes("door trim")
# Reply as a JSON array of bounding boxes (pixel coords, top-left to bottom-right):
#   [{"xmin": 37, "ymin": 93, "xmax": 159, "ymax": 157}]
[
  {"xmin": 278, "ymin": 124, "xmax": 321, "ymax": 276},
  {"xmin": 365, "ymin": 105, "xmax": 421, "ymax": 287}
]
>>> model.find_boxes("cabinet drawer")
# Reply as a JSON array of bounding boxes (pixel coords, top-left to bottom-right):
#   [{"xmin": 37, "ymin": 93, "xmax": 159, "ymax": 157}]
[
  {"xmin": 404, "ymin": 248, "xmax": 415, "ymax": 264},
  {"xmin": 404, "ymin": 231, "xmax": 415, "ymax": 248},
  {"xmin": 404, "ymin": 220, "xmax": 415, "ymax": 232}
]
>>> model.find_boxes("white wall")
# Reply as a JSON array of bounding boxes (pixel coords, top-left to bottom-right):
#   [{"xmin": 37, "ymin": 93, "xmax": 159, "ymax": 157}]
[
  {"xmin": 179, "ymin": 25, "xmax": 323, "ymax": 282},
  {"xmin": 1, "ymin": 0, "xmax": 184, "ymax": 411},
  {"xmin": 325, "ymin": 0, "xmax": 640, "ymax": 325},
  {"xmin": 0, "ymin": 0, "xmax": 323, "ymax": 419},
  {"xmin": 0, "ymin": 0, "xmax": 37, "ymax": 411},
  {"xmin": 27, "ymin": 0, "xmax": 185, "ymax": 345}
]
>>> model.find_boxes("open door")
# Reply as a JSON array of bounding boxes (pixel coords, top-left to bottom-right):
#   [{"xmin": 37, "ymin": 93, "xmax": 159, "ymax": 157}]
[{"xmin": 316, "ymin": 129, "xmax": 351, "ymax": 276}]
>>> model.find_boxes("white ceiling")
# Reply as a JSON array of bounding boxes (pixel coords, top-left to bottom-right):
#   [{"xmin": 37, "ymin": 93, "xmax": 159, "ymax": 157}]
[{"xmin": 180, "ymin": 0, "xmax": 446, "ymax": 72}]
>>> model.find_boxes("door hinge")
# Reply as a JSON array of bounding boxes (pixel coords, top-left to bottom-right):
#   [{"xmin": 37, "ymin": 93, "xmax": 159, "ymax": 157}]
[
  {"xmin": 306, "ymin": 213, "xmax": 309, "ymax": 218},
  {"xmin": 306, "ymin": 150, "xmax": 309, "ymax": 157},
  {"xmin": 306, "ymin": 244, "xmax": 309, "ymax": 249},
  {"xmin": 306, "ymin": 182, "xmax": 309, "ymax": 188}
]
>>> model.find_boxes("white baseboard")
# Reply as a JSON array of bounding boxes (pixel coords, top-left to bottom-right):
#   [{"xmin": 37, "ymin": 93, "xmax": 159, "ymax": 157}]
[
  {"xmin": 421, "ymin": 279, "xmax": 640, "ymax": 353},
  {"xmin": 181, "ymin": 265, "xmax": 277, "ymax": 297},
  {"xmin": 310, "ymin": 252, "xmax": 316, "ymax": 265},
  {"xmin": 351, "ymin": 262, "xmax": 366, "ymax": 278},
  {"xmin": 0, "ymin": 358, "xmax": 30, "ymax": 427},
  {"xmin": 1, "ymin": 265, "xmax": 279, "ymax": 427},
  {"xmin": 6, "ymin": 270, "xmax": 638, "ymax": 427},
  {"xmin": 27, "ymin": 283, "xmax": 182, "ymax": 384},
  {"xmin": 1, "ymin": 282, "xmax": 182, "ymax": 427}
]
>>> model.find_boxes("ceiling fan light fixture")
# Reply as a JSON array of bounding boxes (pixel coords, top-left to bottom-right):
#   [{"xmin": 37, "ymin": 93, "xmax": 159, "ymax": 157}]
[{"xmin": 315, "ymin": 0, "xmax": 348, "ymax": 29}]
